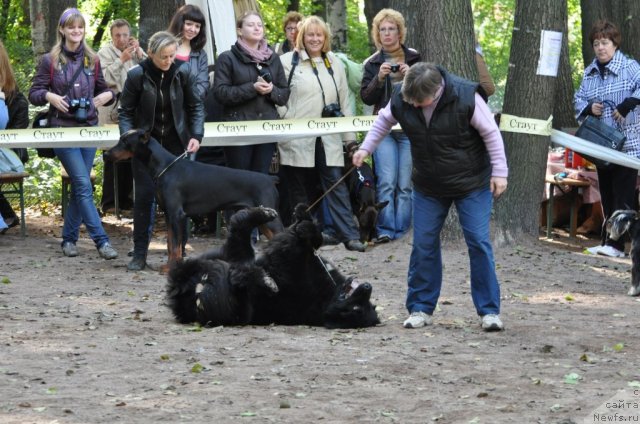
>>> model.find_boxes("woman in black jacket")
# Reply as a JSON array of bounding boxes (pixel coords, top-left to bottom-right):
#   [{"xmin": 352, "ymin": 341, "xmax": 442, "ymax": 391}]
[
  {"xmin": 0, "ymin": 40, "xmax": 28, "ymax": 233},
  {"xmin": 119, "ymin": 31, "xmax": 205, "ymax": 271},
  {"xmin": 213, "ymin": 11, "xmax": 289, "ymax": 175}
]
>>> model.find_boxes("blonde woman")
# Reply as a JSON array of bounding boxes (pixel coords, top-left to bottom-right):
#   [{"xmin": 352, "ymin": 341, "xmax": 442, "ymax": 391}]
[
  {"xmin": 29, "ymin": 8, "xmax": 117, "ymax": 260},
  {"xmin": 360, "ymin": 8, "xmax": 421, "ymax": 244},
  {"xmin": 279, "ymin": 16, "xmax": 365, "ymax": 252}
]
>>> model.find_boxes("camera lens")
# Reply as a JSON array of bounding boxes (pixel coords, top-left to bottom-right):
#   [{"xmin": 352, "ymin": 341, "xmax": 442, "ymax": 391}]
[{"xmin": 390, "ymin": 64, "xmax": 399, "ymax": 72}]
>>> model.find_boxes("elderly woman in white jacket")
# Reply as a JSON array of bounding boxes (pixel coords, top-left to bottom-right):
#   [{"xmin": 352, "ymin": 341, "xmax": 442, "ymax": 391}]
[{"xmin": 278, "ymin": 16, "xmax": 365, "ymax": 252}]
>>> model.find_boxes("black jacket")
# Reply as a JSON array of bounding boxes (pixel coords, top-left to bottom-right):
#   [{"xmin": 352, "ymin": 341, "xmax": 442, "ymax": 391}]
[
  {"xmin": 361, "ymin": 45, "xmax": 421, "ymax": 115},
  {"xmin": 119, "ymin": 59, "xmax": 205, "ymax": 153},
  {"xmin": 7, "ymin": 91, "xmax": 29, "ymax": 163},
  {"xmin": 213, "ymin": 42, "xmax": 289, "ymax": 121},
  {"xmin": 390, "ymin": 67, "xmax": 491, "ymax": 198}
]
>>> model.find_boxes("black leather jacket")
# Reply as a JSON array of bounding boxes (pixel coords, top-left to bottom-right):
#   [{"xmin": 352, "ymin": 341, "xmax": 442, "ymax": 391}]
[{"xmin": 119, "ymin": 59, "xmax": 205, "ymax": 150}]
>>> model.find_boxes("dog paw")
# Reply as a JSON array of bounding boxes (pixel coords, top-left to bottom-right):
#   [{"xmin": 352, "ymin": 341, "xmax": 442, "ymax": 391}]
[
  {"xmin": 263, "ymin": 275, "xmax": 279, "ymax": 293},
  {"xmin": 627, "ymin": 285, "xmax": 640, "ymax": 296}
]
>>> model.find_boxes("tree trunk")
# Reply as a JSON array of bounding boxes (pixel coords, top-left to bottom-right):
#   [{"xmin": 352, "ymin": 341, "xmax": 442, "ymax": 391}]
[
  {"xmin": 552, "ymin": 2, "xmax": 576, "ymax": 130},
  {"xmin": 30, "ymin": 0, "xmax": 74, "ymax": 57},
  {"xmin": 0, "ymin": 0, "xmax": 10, "ymax": 40},
  {"xmin": 391, "ymin": 0, "xmax": 477, "ymax": 79},
  {"xmin": 139, "ymin": 0, "xmax": 184, "ymax": 50},
  {"xmin": 493, "ymin": 0, "xmax": 566, "ymax": 244},
  {"xmin": 287, "ymin": 0, "xmax": 300, "ymax": 12},
  {"xmin": 326, "ymin": 0, "xmax": 347, "ymax": 51},
  {"xmin": 580, "ymin": 0, "xmax": 640, "ymax": 66},
  {"xmin": 92, "ymin": 10, "xmax": 113, "ymax": 50}
]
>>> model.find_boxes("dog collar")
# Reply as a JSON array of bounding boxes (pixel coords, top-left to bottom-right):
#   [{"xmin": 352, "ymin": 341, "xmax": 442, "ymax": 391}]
[{"xmin": 155, "ymin": 151, "xmax": 188, "ymax": 181}]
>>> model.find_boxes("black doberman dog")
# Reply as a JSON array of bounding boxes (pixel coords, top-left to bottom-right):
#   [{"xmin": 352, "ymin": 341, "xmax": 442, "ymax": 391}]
[
  {"xmin": 607, "ymin": 209, "xmax": 640, "ymax": 296},
  {"xmin": 345, "ymin": 163, "xmax": 388, "ymax": 243},
  {"xmin": 105, "ymin": 129, "xmax": 283, "ymax": 268}
]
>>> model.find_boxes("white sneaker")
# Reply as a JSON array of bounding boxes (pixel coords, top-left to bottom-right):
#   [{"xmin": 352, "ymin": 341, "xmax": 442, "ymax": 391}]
[
  {"xmin": 585, "ymin": 245, "xmax": 604, "ymax": 255},
  {"xmin": 403, "ymin": 311, "xmax": 432, "ymax": 328},
  {"xmin": 597, "ymin": 245, "xmax": 625, "ymax": 258},
  {"xmin": 481, "ymin": 314, "xmax": 504, "ymax": 331}
]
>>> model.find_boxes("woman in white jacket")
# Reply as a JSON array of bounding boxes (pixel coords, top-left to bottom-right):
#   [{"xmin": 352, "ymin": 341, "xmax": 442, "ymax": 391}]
[{"xmin": 278, "ymin": 16, "xmax": 365, "ymax": 252}]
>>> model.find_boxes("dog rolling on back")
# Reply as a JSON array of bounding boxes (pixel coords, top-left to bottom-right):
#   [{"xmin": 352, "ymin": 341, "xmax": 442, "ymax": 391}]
[
  {"xmin": 167, "ymin": 205, "xmax": 379, "ymax": 328},
  {"xmin": 346, "ymin": 164, "xmax": 388, "ymax": 242},
  {"xmin": 606, "ymin": 209, "xmax": 640, "ymax": 296}
]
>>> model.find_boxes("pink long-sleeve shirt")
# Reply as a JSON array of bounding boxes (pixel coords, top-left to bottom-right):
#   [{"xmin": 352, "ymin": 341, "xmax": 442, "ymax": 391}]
[{"xmin": 361, "ymin": 90, "xmax": 509, "ymax": 178}]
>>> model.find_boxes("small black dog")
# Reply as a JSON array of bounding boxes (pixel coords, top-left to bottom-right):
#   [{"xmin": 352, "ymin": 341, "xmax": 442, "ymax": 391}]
[
  {"xmin": 105, "ymin": 129, "xmax": 284, "ymax": 268},
  {"xmin": 346, "ymin": 163, "xmax": 388, "ymax": 243},
  {"xmin": 167, "ymin": 205, "xmax": 379, "ymax": 328},
  {"xmin": 606, "ymin": 209, "xmax": 640, "ymax": 296}
]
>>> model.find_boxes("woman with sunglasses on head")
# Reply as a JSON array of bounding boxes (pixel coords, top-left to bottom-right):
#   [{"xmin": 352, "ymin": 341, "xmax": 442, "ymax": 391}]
[{"xmin": 29, "ymin": 8, "xmax": 118, "ymax": 260}]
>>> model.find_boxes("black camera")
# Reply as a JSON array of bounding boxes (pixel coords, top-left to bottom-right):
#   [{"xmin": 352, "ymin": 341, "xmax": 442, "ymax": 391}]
[
  {"xmin": 322, "ymin": 103, "xmax": 344, "ymax": 118},
  {"xmin": 258, "ymin": 67, "xmax": 272, "ymax": 83},
  {"xmin": 69, "ymin": 97, "xmax": 89, "ymax": 123},
  {"xmin": 389, "ymin": 64, "xmax": 400, "ymax": 73}
]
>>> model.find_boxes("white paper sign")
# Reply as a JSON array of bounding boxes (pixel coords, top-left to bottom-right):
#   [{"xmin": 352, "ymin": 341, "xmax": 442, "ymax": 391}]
[{"xmin": 537, "ymin": 30, "xmax": 563, "ymax": 77}]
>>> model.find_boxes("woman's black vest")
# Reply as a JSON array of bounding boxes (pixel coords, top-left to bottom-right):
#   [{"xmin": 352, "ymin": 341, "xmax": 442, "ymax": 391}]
[{"xmin": 390, "ymin": 68, "xmax": 491, "ymax": 197}]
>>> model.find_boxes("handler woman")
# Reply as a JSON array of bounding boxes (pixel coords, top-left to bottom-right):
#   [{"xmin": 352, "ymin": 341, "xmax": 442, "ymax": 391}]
[
  {"xmin": 29, "ymin": 8, "xmax": 118, "ymax": 260},
  {"xmin": 575, "ymin": 20, "xmax": 640, "ymax": 259},
  {"xmin": 118, "ymin": 31, "xmax": 205, "ymax": 271}
]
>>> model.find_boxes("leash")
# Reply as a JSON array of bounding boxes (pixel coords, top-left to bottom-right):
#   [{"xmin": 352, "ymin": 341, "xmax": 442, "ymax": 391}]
[
  {"xmin": 155, "ymin": 151, "xmax": 188, "ymax": 181},
  {"xmin": 313, "ymin": 249, "xmax": 338, "ymax": 287},
  {"xmin": 305, "ymin": 165, "xmax": 357, "ymax": 213}
]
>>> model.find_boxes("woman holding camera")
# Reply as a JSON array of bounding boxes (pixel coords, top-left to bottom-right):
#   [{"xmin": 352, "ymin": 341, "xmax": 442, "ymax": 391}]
[
  {"xmin": 278, "ymin": 16, "xmax": 365, "ymax": 252},
  {"xmin": 29, "ymin": 8, "xmax": 118, "ymax": 260},
  {"xmin": 361, "ymin": 9, "xmax": 421, "ymax": 244},
  {"xmin": 213, "ymin": 10, "xmax": 289, "ymax": 175}
]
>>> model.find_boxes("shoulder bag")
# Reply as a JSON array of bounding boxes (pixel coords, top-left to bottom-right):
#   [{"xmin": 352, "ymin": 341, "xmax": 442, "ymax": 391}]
[{"xmin": 574, "ymin": 100, "xmax": 626, "ymax": 169}]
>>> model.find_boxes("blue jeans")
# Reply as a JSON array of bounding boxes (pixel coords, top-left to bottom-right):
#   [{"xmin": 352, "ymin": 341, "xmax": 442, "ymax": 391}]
[
  {"xmin": 372, "ymin": 131, "xmax": 412, "ymax": 239},
  {"xmin": 407, "ymin": 188, "xmax": 500, "ymax": 316},
  {"xmin": 54, "ymin": 147, "xmax": 109, "ymax": 248}
]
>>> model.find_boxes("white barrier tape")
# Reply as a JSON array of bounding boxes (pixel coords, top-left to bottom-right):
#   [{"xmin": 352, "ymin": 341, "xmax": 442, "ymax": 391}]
[
  {"xmin": 0, "ymin": 116, "xmax": 390, "ymax": 149},
  {"xmin": 499, "ymin": 114, "xmax": 553, "ymax": 136},
  {"xmin": 550, "ymin": 129, "xmax": 640, "ymax": 171}
]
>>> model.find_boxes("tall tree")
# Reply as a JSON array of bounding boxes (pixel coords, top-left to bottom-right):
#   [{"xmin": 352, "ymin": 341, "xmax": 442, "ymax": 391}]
[
  {"xmin": 30, "ymin": 0, "xmax": 74, "ymax": 57},
  {"xmin": 326, "ymin": 0, "xmax": 347, "ymax": 51},
  {"xmin": 390, "ymin": 0, "xmax": 477, "ymax": 79},
  {"xmin": 493, "ymin": 0, "xmax": 566, "ymax": 243},
  {"xmin": 580, "ymin": 0, "xmax": 640, "ymax": 65},
  {"xmin": 552, "ymin": 2, "xmax": 576, "ymax": 130},
  {"xmin": 139, "ymin": 0, "xmax": 183, "ymax": 50}
]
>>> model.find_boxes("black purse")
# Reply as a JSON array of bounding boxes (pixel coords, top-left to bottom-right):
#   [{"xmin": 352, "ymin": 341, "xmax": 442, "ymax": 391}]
[{"xmin": 575, "ymin": 100, "xmax": 626, "ymax": 169}]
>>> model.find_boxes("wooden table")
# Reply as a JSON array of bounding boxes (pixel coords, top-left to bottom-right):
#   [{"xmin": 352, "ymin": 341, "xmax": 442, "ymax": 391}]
[{"xmin": 545, "ymin": 174, "xmax": 591, "ymax": 238}]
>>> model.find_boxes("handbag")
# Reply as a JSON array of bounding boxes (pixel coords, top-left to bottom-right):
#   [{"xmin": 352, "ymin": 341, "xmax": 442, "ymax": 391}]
[{"xmin": 575, "ymin": 101, "xmax": 626, "ymax": 169}]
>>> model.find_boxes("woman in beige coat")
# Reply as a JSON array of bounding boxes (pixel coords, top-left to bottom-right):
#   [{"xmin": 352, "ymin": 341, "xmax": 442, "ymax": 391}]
[{"xmin": 278, "ymin": 16, "xmax": 365, "ymax": 252}]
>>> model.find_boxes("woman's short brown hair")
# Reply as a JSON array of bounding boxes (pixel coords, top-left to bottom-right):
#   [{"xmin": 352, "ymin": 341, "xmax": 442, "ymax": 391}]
[
  {"xmin": 295, "ymin": 16, "xmax": 332, "ymax": 53},
  {"xmin": 371, "ymin": 9, "xmax": 406, "ymax": 50},
  {"xmin": 401, "ymin": 62, "xmax": 443, "ymax": 104},
  {"xmin": 282, "ymin": 11, "xmax": 304, "ymax": 32},
  {"xmin": 589, "ymin": 20, "xmax": 621, "ymax": 47}
]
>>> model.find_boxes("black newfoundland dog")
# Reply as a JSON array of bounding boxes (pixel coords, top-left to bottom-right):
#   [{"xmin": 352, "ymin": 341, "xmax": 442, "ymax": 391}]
[{"xmin": 166, "ymin": 205, "xmax": 380, "ymax": 328}]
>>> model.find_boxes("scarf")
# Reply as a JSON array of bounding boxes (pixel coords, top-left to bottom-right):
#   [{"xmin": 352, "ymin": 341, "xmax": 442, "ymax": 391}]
[{"xmin": 236, "ymin": 38, "xmax": 272, "ymax": 63}]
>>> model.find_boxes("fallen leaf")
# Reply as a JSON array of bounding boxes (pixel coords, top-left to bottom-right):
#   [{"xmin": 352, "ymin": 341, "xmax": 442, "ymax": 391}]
[
  {"xmin": 191, "ymin": 363, "xmax": 203, "ymax": 373},
  {"xmin": 1, "ymin": 277, "xmax": 10, "ymax": 284},
  {"xmin": 613, "ymin": 343, "xmax": 625, "ymax": 352},
  {"xmin": 564, "ymin": 373, "xmax": 581, "ymax": 384},
  {"xmin": 564, "ymin": 294, "xmax": 574, "ymax": 301},
  {"xmin": 628, "ymin": 381, "xmax": 640, "ymax": 388},
  {"xmin": 240, "ymin": 411, "xmax": 256, "ymax": 417},
  {"xmin": 160, "ymin": 354, "xmax": 170, "ymax": 361}
]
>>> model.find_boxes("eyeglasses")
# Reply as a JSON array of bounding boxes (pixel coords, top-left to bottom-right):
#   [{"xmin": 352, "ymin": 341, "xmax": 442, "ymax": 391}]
[
  {"xmin": 378, "ymin": 27, "xmax": 398, "ymax": 33},
  {"xmin": 285, "ymin": 26, "xmax": 297, "ymax": 33},
  {"xmin": 593, "ymin": 39, "xmax": 612, "ymax": 48}
]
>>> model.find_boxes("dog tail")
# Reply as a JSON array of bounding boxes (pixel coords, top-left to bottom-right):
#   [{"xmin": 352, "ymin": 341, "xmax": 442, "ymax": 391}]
[
  {"xmin": 166, "ymin": 258, "xmax": 232, "ymax": 325},
  {"xmin": 607, "ymin": 210, "xmax": 638, "ymax": 241}
]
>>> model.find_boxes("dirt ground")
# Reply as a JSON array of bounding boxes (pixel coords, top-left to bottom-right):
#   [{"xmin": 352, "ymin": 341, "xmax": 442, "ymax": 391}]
[{"xmin": 1, "ymin": 210, "xmax": 640, "ymax": 424}]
